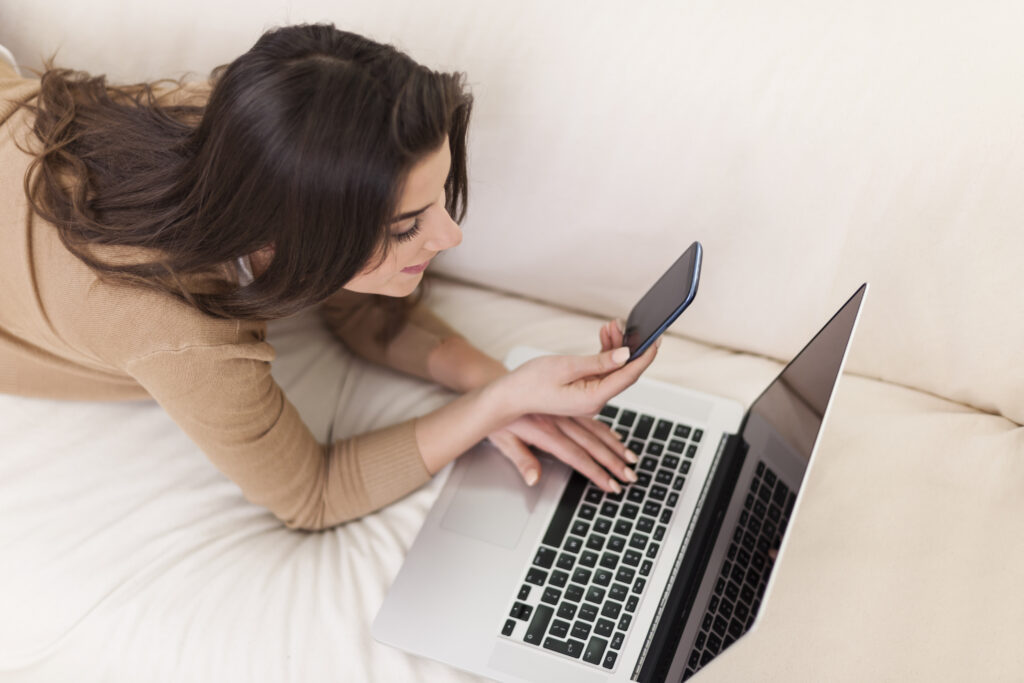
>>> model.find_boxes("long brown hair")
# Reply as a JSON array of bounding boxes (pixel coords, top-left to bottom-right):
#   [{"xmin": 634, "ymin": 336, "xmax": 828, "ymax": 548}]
[{"xmin": 14, "ymin": 23, "xmax": 472, "ymax": 342}]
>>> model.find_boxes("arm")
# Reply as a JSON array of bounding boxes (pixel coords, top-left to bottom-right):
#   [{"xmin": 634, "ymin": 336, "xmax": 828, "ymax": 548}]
[{"xmin": 319, "ymin": 287, "xmax": 507, "ymax": 393}]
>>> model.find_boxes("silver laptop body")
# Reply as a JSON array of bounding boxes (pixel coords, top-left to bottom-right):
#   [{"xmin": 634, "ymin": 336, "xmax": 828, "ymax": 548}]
[{"xmin": 374, "ymin": 285, "xmax": 867, "ymax": 682}]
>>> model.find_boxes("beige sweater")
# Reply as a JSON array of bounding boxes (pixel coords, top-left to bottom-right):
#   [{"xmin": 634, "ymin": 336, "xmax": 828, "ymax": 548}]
[{"xmin": 0, "ymin": 65, "xmax": 463, "ymax": 531}]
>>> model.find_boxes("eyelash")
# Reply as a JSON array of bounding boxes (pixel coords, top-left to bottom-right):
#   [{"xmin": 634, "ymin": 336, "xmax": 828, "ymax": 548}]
[{"xmin": 393, "ymin": 216, "xmax": 423, "ymax": 243}]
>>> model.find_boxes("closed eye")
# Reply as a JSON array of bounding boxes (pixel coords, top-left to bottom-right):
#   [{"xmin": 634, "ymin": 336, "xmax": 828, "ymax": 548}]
[{"xmin": 393, "ymin": 216, "xmax": 423, "ymax": 243}]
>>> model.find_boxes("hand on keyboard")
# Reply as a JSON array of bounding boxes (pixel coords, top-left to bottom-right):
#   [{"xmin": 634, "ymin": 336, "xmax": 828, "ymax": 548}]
[{"xmin": 487, "ymin": 413, "xmax": 640, "ymax": 493}]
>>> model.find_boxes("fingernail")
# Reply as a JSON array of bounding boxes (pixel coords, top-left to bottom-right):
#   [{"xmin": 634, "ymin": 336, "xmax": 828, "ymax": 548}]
[
  {"xmin": 623, "ymin": 468, "xmax": 638, "ymax": 483},
  {"xmin": 525, "ymin": 470, "xmax": 539, "ymax": 486},
  {"xmin": 615, "ymin": 318, "xmax": 625, "ymax": 333},
  {"xmin": 612, "ymin": 429, "xmax": 624, "ymax": 441},
  {"xmin": 612, "ymin": 347, "xmax": 629, "ymax": 364},
  {"xmin": 624, "ymin": 449, "xmax": 639, "ymax": 464},
  {"xmin": 608, "ymin": 478, "xmax": 622, "ymax": 494}
]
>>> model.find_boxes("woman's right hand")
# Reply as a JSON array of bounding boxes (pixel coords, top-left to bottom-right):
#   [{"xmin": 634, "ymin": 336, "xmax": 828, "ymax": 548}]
[{"xmin": 496, "ymin": 336, "xmax": 661, "ymax": 420}]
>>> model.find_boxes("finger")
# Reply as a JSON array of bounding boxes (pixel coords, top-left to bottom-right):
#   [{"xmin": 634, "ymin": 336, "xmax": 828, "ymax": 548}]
[
  {"xmin": 599, "ymin": 323, "xmax": 612, "ymax": 352},
  {"xmin": 558, "ymin": 418, "xmax": 638, "ymax": 484},
  {"xmin": 490, "ymin": 432, "xmax": 542, "ymax": 486},
  {"xmin": 573, "ymin": 415, "xmax": 638, "ymax": 465},
  {"xmin": 594, "ymin": 339, "xmax": 660, "ymax": 399},
  {"xmin": 612, "ymin": 318, "xmax": 625, "ymax": 348},
  {"xmin": 533, "ymin": 428, "xmax": 620, "ymax": 494},
  {"xmin": 563, "ymin": 346, "xmax": 631, "ymax": 381}
]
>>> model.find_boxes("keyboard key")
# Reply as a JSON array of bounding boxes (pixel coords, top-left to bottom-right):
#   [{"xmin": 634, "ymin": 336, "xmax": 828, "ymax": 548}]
[
  {"xmin": 542, "ymin": 473, "xmax": 588, "ymax": 549},
  {"xmin": 572, "ymin": 567, "xmax": 592, "ymax": 584},
  {"xmin": 637, "ymin": 516, "xmax": 655, "ymax": 533},
  {"xmin": 611, "ymin": 631, "xmax": 625, "ymax": 650},
  {"xmin": 629, "ymin": 533, "xmax": 649, "ymax": 550},
  {"xmin": 639, "ymin": 456, "xmax": 658, "ymax": 472},
  {"xmin": 557, "ymin": 602, "xmax": 577, "ymax": 620},
  {"xmin": 626, "ymin": 487, "xmax": 645, "ymax": 503},
  {"xmin": 621, "ymin": 504, "xmax": 639, "ymax": 519},
  {"xmin": 579, "ymin": 603, "xmax": 598, "ymax": 622},
  {"xmin": 674, "ymin": 424, "xmax": 691, "ymax": 438},
  {"xmin": 564, "ymin": 536, "xmax": 583, "ymax": 553},
  {"xmin": 607, "ymin": 535, "xmax": 627, "ymax": 553},
  {"xmin": 583, "ymin": 635, "xmax": 608, "ymax": 665},
  {"xmin": 556, "ymin": 553, "xmax": 575, "ymax": 571},
  {"xmin": 600, "ymin": 405, "xmax": 619, "ymax": 419},
  {"xmin": 632, "ymin": 578, "xmax": 646, "ymax": 594},
  {"xmin": 586, "ymin": 586, "xmax": 606, "ymax": 603},
  {"xmin": 626, "ymin": 595, "xmax": 639, "ymax": 613},
  {"xmin": 655, "ymin": 468, "xmax": 673, "ymax": 485},
  {"xmin": 595, "ymin": 618, "xmax": 615, "ymax": 637},
  {"xmin": 645, "ymin": 441, "xmax": 663, "ymax": 456},
  {"xmin": 542, "ymin": 636, "xmax": 583, "ymax": 658},
  {"xmin": 524, "ymin": 604, "xmax": 553, "ymax": 644},
  {"xmin": 636, "ymin": 472, "xmax": 652, "ymax": 487},
  {"xmin": 680, "ymin": 461, "xmax": 691, "ymax": 474},
  {"xmin": 518, "ymin": 585, "xmax": 531, "ymax": 600},
  {"xmin": 609, "ymin": 582, "xmax": 629, "ymax": 602},
  {"xmin": 594, "ymin": 569, "xmax": 613, "ymax": 586},
  {"xmin": 526, "ymin": 568, "xmax": 547, "ymax": 586},
  {"xmin": 707, "ymin": 632, "xmax": 722, "ymax": 654},
  {"xmin": 661, "ymin": 508, "xmax": 673, "ymax": 525},
  {"xmin": 510, "ymin": 601, "xmax": 532, "ymax": 620},
  {"xmin": 619, "ymin": 410, "xmax": 637, "ymax": 427},
  {"xmin": 585, "ymin": 488, "xmax": 603, "ymax": 504},
  {"xmin": 643, "ymin": 501, "xmax": 662, "ymax": 517},
  {"xmin": 565, "ymin": 584, "xmax": 584, "ymax": 603},
  {"xmin": 502, "ymin": 619, "xmax": 516, "ymax": 636},
  {"xmin": 603, "ymin": 651, "xmax": 618, "ymax": 669},
  {"xmin": 634, "ymin": 415, "xmax": 654, "ymax": 439},
  {"xmin": 533, "ymin": 546, "xmax": 556, "ymax": 569},
  {"xmin": 579, "ymin": 504, "xmax": 597, "ymax": 520},
  {"xmin": 571, "ymin": 621, "xmax": 591, "ymax": 640},
  {"xmin": 667, "ymin": 439, "xmax": 685, "ymax": 454},
  {"xmin": 571, "ymin": 520, "xmax": 590, "ymax": 536},
  {"xmin": 550, "ymin": 618, "xmax": 571, "ymax": 638},
  {"xmin": 613, "ymin": 519, "xmax": 632, "ymax": 535},
  {"xmin": 550, "ymin": 570, "xmax": 569, "ymax": 588},
  {"xmin": 649, "ymin": 485, "xmax": 667, "ymax": 501},
  {"xmin": 601, "ymin": 601, "xmax": 621, "ymax": 620},
  {"xmin": 628, "ymin": 440, "xmax": 645, "ymax": 456},
  {"xmin": 713, "ymin": 615, "xmax": 728, "ymax": 636},
  {"xmin": 693, "ymin": 429, "xmax": 703, "ymax": 442},
  {"xmin": 599, "ymin": 552, "xmax": 619, "ymax": 570},
  {"xmin": 640, "ymin": 560, "xmax": 653, "ymax": 576},
  {"xmin": 623, "ymin": 550, "xmax": 642, "ymax": 566},
  {"xmin": 615, "ymin": 428, "xmax": 629, "ymax": 441},
  {"xmin": 618, "ymin": 613, "xmax": 632, "ymax": 631},
  {"xmin": 587, "ymin": 534, "xmax": 606, "ymax": 551},
  {"xmin": 667, "ymin": 493, "xmax": 679, "ymax": 508},
  {"xmin": 542, "ymin": 587, "xmax": 562, "ymax": 605},
  {"xmin": 728, "ymin": 617, "xmax": 745, "ymax": 639},
  {"xmin": 646, "ymin": 543, "xmax": 660, "ymax": 559},
  {"xmin": 601, "ymin": 502, "xmax": 619, "ymax": 518},
  {"xmin": 673, "ymin": 475, "xmax": 685, "ymax": 491},
  {"xmin": 616, "ymin": 566, "xmax": 635, "ymax": 584},
  {"xmin": 580, "ymin": 550, "xmax": 598, "ymax": 567},
  {"xmin": 653, "ymin": 525, "xmax": 666, "ymax": 541},
  {"xmin": 686, "ymin": 444, "xmax": 697, "ymax": 459}
]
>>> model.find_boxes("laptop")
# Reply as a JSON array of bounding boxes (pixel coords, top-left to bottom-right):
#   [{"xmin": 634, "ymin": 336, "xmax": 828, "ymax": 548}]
[{"xmin": 373, "ymin": 284, "xmax": 868, "ymax": 682}]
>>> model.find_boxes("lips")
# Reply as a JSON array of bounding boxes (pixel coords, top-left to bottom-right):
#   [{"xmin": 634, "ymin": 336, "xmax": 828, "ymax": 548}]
[{"xmin": 402, "ymin": 259, "xmax": 431, "ymax": 273}]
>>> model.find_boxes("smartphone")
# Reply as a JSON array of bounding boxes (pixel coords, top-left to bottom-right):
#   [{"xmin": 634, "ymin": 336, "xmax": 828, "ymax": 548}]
[{"xmin": 622, "ymin": 241, "xmax": 702, "ymax": 362}]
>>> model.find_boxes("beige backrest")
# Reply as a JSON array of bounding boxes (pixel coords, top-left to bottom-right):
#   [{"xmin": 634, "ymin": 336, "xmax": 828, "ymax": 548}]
[{"xmin": 5, "ymin": 0, "xmax": 1021, "ymax": 423}]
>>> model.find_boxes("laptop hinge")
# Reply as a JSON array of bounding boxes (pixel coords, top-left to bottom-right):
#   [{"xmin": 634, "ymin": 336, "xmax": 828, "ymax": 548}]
[{"xmin": 634, "ymin": 432, "xmax": 748, "ymax": 683}]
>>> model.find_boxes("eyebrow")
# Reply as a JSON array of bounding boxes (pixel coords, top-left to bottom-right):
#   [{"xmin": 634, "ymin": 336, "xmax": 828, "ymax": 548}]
[{"xmin": 390, "ymin": 202, "xmax": 433, "ymax": 224}]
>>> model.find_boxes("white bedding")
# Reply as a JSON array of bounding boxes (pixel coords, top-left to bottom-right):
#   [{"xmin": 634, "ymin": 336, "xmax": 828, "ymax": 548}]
[{"xmin": 2, "ymin": 277, "xmax": 1021, "ymax": 682}]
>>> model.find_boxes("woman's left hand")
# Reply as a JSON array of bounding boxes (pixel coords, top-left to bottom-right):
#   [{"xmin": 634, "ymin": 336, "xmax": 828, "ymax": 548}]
[
  {"xmin": 484, "ymin": 317, "xmax": 641, "ymax": 493},
  {"xmin": 485, "ymin": 412, "xmax": 638, "ymax": 492}
]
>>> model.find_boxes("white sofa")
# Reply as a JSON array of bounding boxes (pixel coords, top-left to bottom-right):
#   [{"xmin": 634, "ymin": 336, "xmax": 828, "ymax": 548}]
[{"xmin": 1, "ymin": 1, "xmax": 1022, "ymax": 681}]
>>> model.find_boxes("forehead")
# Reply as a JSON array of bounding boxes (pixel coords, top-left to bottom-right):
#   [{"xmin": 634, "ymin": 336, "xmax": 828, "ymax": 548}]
[{"xmin": 397, "ymin": 137, "xmax": 451, "ymax": 212}]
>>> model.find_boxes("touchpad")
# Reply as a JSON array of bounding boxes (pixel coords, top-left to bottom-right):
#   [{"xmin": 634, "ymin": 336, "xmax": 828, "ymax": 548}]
[{"xmin": 440, "ymin": 442, "xmax": 544, "ymax": 549}]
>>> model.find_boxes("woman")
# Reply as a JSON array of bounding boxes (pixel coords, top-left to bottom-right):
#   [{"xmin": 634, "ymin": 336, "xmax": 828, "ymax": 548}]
[{"xmin": 0, "ymin": 23, "xmax": 658, "ymax": 531}]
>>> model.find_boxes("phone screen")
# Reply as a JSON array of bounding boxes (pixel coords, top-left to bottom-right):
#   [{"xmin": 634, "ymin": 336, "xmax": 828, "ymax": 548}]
[{"xmin": 623, "ymin": 241, "xmax": 702, "ymax": 361}]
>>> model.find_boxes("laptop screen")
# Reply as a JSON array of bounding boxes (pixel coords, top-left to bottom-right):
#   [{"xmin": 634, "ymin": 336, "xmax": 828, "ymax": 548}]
[{"xmin": 739, "ymin": 286, "xmax": 865, "ymax": 467}]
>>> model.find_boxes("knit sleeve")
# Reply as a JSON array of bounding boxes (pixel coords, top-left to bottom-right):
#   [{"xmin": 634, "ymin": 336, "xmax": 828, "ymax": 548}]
[
  {"xmin": 318, "ymin": 288, "xmax": 464, "ymax": 382},
  {"xmin": 125, "ymin": 339, "xmax": 432, "ymax": 531}
]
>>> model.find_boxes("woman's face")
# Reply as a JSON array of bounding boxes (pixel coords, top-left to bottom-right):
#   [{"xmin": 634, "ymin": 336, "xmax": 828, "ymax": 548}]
[{"xmin": 342, "ymin": 137, "xmax": 462, "ymax": 297}]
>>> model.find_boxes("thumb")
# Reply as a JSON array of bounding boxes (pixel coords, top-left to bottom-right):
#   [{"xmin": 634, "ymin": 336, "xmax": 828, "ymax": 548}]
[
  {"xmin": 494, "ymin": 433, "xmax": 543, "ymax": 486},
  {"xmin": 567, "ymin": 346, "xmax": 630, "ymax": 379}
]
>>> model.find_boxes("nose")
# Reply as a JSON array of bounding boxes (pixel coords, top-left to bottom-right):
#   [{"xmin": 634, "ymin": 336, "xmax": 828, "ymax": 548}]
[{"xmin": 424, "ymin": 210, "xmax": 462, "ymax": 252}]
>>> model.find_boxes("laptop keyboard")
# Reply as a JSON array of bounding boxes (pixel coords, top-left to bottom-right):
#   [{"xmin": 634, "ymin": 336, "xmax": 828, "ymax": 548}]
[
  {"xmin": 499, "ymin": 402, "xmax": 705, "ymax": 672},
  {"xmin": 682, "ymin": 459, "xmax": 796, "ymax": 680}
]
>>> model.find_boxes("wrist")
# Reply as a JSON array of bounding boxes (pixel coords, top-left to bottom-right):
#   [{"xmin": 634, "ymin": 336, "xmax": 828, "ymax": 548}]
[
  {"xmin": 480, "ymin": 371, "xmax": 523, "ymax": 426},
  {"xmin": 428, "ymin": 335, "xmax": 510, "ymax": 394}
]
